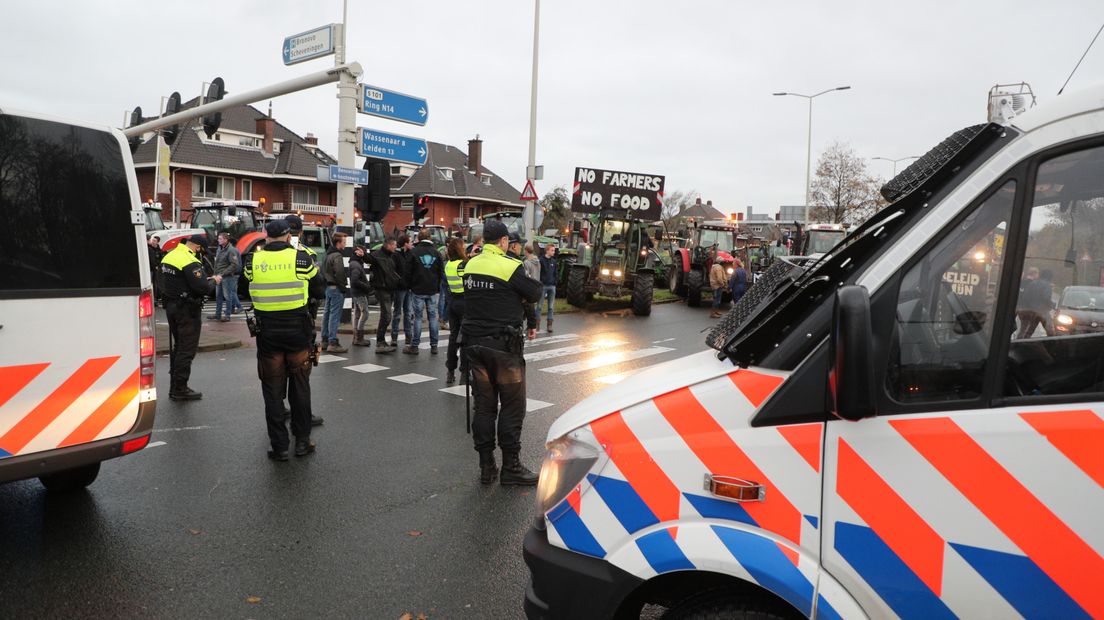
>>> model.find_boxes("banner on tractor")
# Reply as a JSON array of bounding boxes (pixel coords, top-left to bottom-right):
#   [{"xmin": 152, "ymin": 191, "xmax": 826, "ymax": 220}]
[{"xmin": 571, "ymin": 167, "xmax": 664, "ymax": 220}]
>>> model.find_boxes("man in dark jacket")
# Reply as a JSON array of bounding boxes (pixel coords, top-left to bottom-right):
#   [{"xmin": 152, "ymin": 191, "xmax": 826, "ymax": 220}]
[
  {"xmin": 406, "ymin": 229, "xmax": 444, "ymax": 355},
  {"xmin": 537, "ymin": 242, "xmax": 558, "ymax": 333},
  {"xmin": 209, "ymin": 232, "xmax": 242, "ymax": 322},
  {"xmin": 391, "ymin": 234, "xmax": 415, "ymax": 349},
  {"xmin": 321, "ymin": 232, "xmax": 349, "ymax": 353},
  {"xmin": 349, "ymin": 244, "xmax": 372, "ymax": 347},
  {"xmin": 370, "ymin": 236, "xmax": 401, "ymax": 352},
  {"xmin": 147, "ymin": 235, "xmax": 163, "ymax": 302}
]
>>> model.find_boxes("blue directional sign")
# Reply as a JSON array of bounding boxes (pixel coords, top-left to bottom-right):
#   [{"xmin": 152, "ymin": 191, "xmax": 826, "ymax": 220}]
[
  {"xmin": 357, "ymin": 84, "xmax": 428, "ymax": 126},
  {"xmin": 282, "ymin": 24, "xmax": 336, "ymax": 66},
  {"xmin": 357, "ymin": 128, "xmax": 427, "ymax": 166},
  {"xmin": 328, "ymin": 165, "xmax": 368, "ymax": 185}
]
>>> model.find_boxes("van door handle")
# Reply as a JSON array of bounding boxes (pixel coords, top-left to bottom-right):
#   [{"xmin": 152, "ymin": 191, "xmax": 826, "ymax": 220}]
[{"xmin": 704, "ymin": 474, "xmax": 765, "ymax": 503}]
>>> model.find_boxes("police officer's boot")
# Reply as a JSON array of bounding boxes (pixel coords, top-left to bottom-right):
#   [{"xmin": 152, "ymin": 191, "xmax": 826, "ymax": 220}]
[
  {"xmin": 478, "ymin": 451, "xmax": 498, "ymax": 485},
  {"xmin": 499, "ymin": 452, "xmax": 539, "ymax": 486}
]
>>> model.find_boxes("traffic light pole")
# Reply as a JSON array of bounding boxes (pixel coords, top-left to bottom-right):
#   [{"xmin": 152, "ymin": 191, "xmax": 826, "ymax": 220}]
[
  {"xmin": 334, "ymin": 12, "xmax": 357, "ymax": 235},
  {"xmin": 122, "ymin": 63, "xmax": 362, "ymax": 139}
]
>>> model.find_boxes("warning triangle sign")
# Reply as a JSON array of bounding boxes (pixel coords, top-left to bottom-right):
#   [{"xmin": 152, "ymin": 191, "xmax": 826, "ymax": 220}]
[{"xmin": 520, "ymin": 179, "xmax": 538, "ymax": 201}]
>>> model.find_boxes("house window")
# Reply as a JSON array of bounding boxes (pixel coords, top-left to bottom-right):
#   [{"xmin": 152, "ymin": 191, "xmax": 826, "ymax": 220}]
[
  {"xmin": 400, "ymin": 198, "xmax": 413, "ymax": 210},
  {"xmin": 191, "ymin": 174, "xmax": 234, "ymax": 200},
  {"xmin": 292, "ymin": 185, "xmax": 320, "ymax": 205},
  {"xmin": 436, "ymin": 167, "xmax": 453, "ymax": 181},
  {"xmin": 239, "ymin": 136, "xmax": 258, "ymax": 147},
  {"xmin": 241, "ymin": 180, "xmax": 252, "ymax": 201},
  {"xmin": 391, "ymin": 166, "xmax": 402, "ymax": 175},
  {"xmin": 481, "ymin": 174, "xmax": 492, "ymax": 186}
]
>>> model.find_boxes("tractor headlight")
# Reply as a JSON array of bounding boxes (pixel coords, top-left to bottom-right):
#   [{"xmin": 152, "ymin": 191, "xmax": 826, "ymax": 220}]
[
  {"xmin": 600, "ymin": 268, "xmax": 611, "ymax": 276},
  {"xmin": 537, "ymin": 435, "xmax": 600, "ymax": 514},
  {"xmin": 613, "ymin": 270, "xmax": 623, "ymax": 278}
]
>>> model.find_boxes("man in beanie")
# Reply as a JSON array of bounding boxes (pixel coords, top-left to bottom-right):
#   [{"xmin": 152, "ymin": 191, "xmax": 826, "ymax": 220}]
[
  {"xmin": 461, "ymin": 220, "xmax": 543, "ymax": 485},
  {"xmin": 160, "ymin": 234, "xmax": 220, "ymax": 400}
]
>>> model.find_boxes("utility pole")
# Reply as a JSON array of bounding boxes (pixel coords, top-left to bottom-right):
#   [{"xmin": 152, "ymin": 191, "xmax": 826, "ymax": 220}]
[{"xmin": 334, "ymin": 0, "xmax": 356, "ymax": 234}]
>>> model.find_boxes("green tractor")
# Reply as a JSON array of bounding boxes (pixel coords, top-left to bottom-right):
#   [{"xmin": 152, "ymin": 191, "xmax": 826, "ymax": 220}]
[
  {"xmin": 404, "ymin": 223, "xmax": 449, "ymax": 254},
  {"xmin": 565, "ymin": 213, "xmax": 657, "ymax": 316}
]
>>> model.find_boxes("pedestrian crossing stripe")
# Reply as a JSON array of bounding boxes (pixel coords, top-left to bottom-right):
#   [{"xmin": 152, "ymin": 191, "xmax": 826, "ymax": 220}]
[
  {"xmin": 388, "ymin": 373, "xmax": 436, "ymax": 384},
  {"xmin": 525, "ymin": 333, "xmax": 580, "ymax": 348},
  {"xmin": 317, "ymin": 355, "xmax": 348, "ymax": 364},
  {"xmin": 344, "ymin": 363, "xmax": 389, "ymax": 373},
  {"xmin": 437, "ymin": 386, "xmax": 552, "ymax": 412},
  {"xmin": 524, "ymin": 340, "xmax": 627, "ymax": 363},
  {"xmin": 540, "ymin": 346, "xmax": 675, "ymax": 375}
]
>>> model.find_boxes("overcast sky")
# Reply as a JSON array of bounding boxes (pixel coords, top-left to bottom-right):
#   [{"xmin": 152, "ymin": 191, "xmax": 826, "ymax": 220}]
[{"xmin": 2, "ymin": 1, "xmax": 1102, "ymax": 216}]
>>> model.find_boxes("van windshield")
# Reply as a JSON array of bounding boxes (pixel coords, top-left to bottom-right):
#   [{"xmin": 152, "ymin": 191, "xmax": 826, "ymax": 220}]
[{"xmin": 0, "ymin": 114, "xmax": 140, "ymax": 293}]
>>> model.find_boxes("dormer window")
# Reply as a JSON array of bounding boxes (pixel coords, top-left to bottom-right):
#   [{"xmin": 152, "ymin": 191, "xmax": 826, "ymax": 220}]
[
  {"xmin": 481, "ymin": 174, "xmax": 492, "ymax": 186},
  {"xmin": 437, "ymin": 167, "xmax": 454, "ymax": 181}
]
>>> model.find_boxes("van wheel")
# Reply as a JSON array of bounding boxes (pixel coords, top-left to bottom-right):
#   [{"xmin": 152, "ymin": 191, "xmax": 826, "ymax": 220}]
[
  {"xmin": 663, "ymin": 591, "xmax": 790, "ymax": 620},
  {"xmin": 39, "ymin": 463, "xmax": 101, "ymax": 492}
]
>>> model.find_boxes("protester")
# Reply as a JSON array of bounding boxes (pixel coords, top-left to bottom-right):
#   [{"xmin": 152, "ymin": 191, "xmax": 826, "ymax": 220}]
[
  {"xmin": 147, "ymin": 235, "xmax": 163, "ymax": 302},
  {"xmin": 349, "ymin": 244, "xmax": 372, "ymax": 347},
  {"xmin": 537, "ymin": 242, "xmax": 558, "ymax": 332},
  {"xmin": 443, "ymin": 237, "xmax": 467, "ymax": 385},
  {"xmin": 391, "ymin": 234, "xmax": 415, "ymax": 348},
  {"xmin": 438, "ymin": 242, "xmax": 451, "ymax": 330},
  {"xmin": 508, "ymin": 233, "xmax": 538, "ymax": 333},
  {"xmin": 709, "ymin": 253, "xmax": 730, "ymax": 318},
  {"xmin": 209, "ymin": 232, "xmax": 242, "ymax": 322},
  {"xmin": 729, "ymin": 257, "xmax": 749, "ymax": 308},
  {"xmin": 370, "ymin": 236, "xmax": 402, "ymax": 352},
  {"xmin": 321, "ymin": 232, "xmax": 349, "ymax": 353},
  {"xmin": 407, "ymin": 229, "xmax": 444, "ymax": 355},
  {"xmin": 466, "ymin": 234, "xmax": 483, "ymax": 256}
]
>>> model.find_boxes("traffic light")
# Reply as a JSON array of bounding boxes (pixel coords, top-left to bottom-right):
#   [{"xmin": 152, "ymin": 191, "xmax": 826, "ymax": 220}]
[
  {"xmin": 355, "ymin": 158, "xmax": 390, "ymax": 221},
  {"xmin": 162, "ymin": 91, "xmax": 182, "ymax": 145},
  {"xmin": 127, "ymin": 106, "xmax": 143, "ymax": 153},
  {"xmin": 413, "ymin": 193, "xmax": 429, "ymax": 221},
  {"xmin": 202, "ymin": 77, "xmax": 225, "ymax": 138}
]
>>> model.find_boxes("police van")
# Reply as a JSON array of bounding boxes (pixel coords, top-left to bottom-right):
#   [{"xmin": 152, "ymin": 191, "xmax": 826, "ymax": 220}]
[
  {"xmin": 0, "ymin": 107, "xmax": 156, "ymax": 490},
  {"xmin": 525, "ymin": 85, "xmax": 1104, "ymax": 619}
]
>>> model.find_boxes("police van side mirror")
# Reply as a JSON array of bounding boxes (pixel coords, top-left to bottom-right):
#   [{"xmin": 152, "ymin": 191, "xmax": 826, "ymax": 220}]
[{"xmin": 830, "ymin": 285, "xmax": 877, "ymax": 421}]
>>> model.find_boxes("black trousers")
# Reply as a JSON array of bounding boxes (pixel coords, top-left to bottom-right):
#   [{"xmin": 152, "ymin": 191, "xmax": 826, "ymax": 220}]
[
  {"xmin": 257, "ymin": 317, "xmax": 314, "ymax": 451},
  {"xmin": 374, "ymin": 289, "xmax": 394, "ymax": 344},
  {"xmin": 465, "ymin": 344, "xmax": 526, "ymax": 454},
  {"xmin": 446, "ymin": 305, "xmax": 465, "ymax": 371},
  {"xmin": 165, "ymin": 301, "xmax": 201, "ymax": 392}
]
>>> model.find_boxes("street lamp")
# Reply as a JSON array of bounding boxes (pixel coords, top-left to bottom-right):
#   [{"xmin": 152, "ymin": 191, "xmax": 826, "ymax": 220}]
[
  {"xmin": 871, "ymin": 155, "xmax": 920, "ymax": 177},
  {"xmin": 773, "ymin": 86, "xmax": 851, "ymax": 225}
]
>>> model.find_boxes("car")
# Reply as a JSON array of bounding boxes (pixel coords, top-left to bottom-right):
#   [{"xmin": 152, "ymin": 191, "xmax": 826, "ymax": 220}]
[
  {"xmin": 0, "ymin": 106, "xmax": 156, "ymax": 491},
  {"xmin": 1054, "ymin": 285, "xmax": 1104, "ymax": 334}
]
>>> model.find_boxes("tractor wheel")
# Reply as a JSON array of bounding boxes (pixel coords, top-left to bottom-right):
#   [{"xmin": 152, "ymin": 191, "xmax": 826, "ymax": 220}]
[
  {"xmin": 686, "ymin": 268, "xmax": 704, "ymax": 307},
  {"xmin": 631, "ymin": 273, "xmax": 653, "ymax": 316},
  {"xmin": 556, "ymin": 256, "xmax": 576, "ymax": 294},
  {"xmin": 669, "ymin": 266, "xmax": 684, "ymax": 296},
  {"xmin": 566, "ymin": 266, "xmax": 589, "ymax": 308}
]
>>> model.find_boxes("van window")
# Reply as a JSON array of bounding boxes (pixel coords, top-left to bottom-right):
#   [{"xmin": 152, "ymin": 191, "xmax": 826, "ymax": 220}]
[
  {"xmin": 886, "ymin": 181, "xmax": 1016, "ymax": 403},
  {"xmin": 1004, "ymin": 145, "xmax": 1104, "ymax": 396},
  {"xmin": 0, "ymin": 114, "xmax": 140, "ymax": 294}
]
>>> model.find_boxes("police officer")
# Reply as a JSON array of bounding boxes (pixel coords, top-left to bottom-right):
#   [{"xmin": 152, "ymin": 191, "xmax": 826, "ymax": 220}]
[
  {"xmin": 245, "ymin": 219, "xmax": 325, "ymax": 461},
  {"xmin": 281, "ymin": 214, "xmax": 324, "ymax": 427},
  {"xmin": 161, "ymin": 234, "xmax": 220, "ymax": 401},
  {"xmin": 443, "ymin": 236, "xmax": 468, "ymax": 385},
  {"xmin": 461, "ymin": 220, "xmax": 543, "ymax": 485}
]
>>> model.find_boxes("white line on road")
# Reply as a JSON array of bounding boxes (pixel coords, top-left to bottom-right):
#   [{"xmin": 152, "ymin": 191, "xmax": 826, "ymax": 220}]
[
  {"xmin": 524, "ymin": 333, "xmax": 580, "ymax": 348},
  {"xmin": 344, "ymin": 363, "xmax": 389, "ymax": 373},
  {"xmin": 152, "ymin": 425, "xmax": 213, "ymax": 432},
  {"xmin": 652, "ymin": 338, "xmax": 677, "ymax": 344},
  {"xmin": 540, "ymin": 347, "xmax": 675, "ymax": 375},
  {"xmin": 438, "ymin": 385, "xmax": 467, "ymax": 396},
  {"xmin": 388, "ymin": 373, "xmax": 437, "ymax": 384},
  {"xmin": 437, "ymin": 386, "xmax": 553, "ymax": 412},
  {"xmin": 147, "ymin": 441, "xmax": 167, "ymax": 448},
  {"xmin": 524, "ymin": 340, "xmax": 626, "ymax": 363},
  {"xmin": 317, "ymin": 355, "xmax": 348, "ymax": 364}
]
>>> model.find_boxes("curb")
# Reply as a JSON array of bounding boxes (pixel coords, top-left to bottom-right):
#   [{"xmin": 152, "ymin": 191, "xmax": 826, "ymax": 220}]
[{"xmin": 156, "ymin": 339, "xmax": 243, "ymax": 355}]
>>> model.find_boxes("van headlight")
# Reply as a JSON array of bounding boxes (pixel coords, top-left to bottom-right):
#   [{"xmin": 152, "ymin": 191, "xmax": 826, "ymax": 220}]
[{"xmin": 537, "ymin": 436, "xmax": 600, "ymax": 514}]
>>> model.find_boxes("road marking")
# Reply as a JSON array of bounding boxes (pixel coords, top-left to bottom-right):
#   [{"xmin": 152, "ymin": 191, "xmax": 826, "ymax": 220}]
[
  {"xmin": 524, "ymin": 339, "xmax": 626, "ymax": 362},
  {"xmin": 388, "ymin": 373, "xmax": 437, "ymax": 384},
  {"xmin": 152, "ymin": 425, "xmax": 213, "ymax": 432},
  {"xmin": 417, "ymin": 341, "xmax": 445, "ymax": 350},
  {"xmin": 525, "ymin": 333, "xmax": 580, "ymax": 347},
  {"xmin": 437, "ymin": 386, "xmax": 552, "ymax": 412},
  {"xmin": 652, "ymin": 338, "xmax": 676, "ymax": 344},
  {"xmin": 541, "ymin": 346, "xmax": 675, "ymax": 375},
  {"xmin": 344, "ymin": 363, "xmax": 389, "ymax": 373},
  {"xmin": 147, "ymin": 441, "xmax": 167, "ymax": 448},
  {"xmin": 595, "ymin": 373, "xmax": 627, "ymax": 385},
  {"xmin": 317, "ymin": 355, "xmax": 347, "ymax": 364}
]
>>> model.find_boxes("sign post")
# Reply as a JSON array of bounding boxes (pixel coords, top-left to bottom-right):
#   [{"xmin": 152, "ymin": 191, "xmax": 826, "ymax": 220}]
[
  {"xmin": 570, "ymin": 167, "xmax": 665, "ymax": 221},
  {"xmin": 357, "ymin": 128, "xmax": 428, "ymax": 166},
  {"xmin": 357, "ymin": 84, "xmax": 428, "ymax": 126}
]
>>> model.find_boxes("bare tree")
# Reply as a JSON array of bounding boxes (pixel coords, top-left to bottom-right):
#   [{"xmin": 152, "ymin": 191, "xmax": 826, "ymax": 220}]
[
  {"xmin": 537, "ymin": 185, "xmax": 572, "ymax": 231},
  {"xmin": 810, "ymin": 142, "xmax": 885, "ymax": 225},
  {"xmin": 660, "ymin": 189, "xmax": 699, "ymax": 231}
]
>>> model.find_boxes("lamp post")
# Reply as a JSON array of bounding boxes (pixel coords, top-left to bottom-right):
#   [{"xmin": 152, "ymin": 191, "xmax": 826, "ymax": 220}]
[
  {"xmin": 523, "ymin": 0, "xmax": 542, "ymax": 240},
  {"xmin": 773, "ymin": 86, "xmax": 851, "ymax": 225},
  {"xmin": 871, "ymin": 155, "xmax": 920, "ymax": 177}
]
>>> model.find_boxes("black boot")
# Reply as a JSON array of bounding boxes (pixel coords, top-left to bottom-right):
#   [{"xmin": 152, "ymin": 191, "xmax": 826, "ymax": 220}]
[
  {"xmin": 499, "ymin": 452, "xmax": 539, "ymax": 486},
  {"xmin": 479, "ymin": 451, "xmax": 498, "ymax": 485},
  {"xmin": 294, "ymin": 438, "xmax": 316, "ymax": 457},
  {"xmin": 446, "ymin": 369, "xmax": 456, "ymax": 385}
]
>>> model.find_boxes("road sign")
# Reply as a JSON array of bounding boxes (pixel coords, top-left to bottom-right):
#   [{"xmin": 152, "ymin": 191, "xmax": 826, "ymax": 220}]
[
  {"xmin": 357, "ymin": 84, "xmax": 428, "ymax": 126},
  {"xmin": 571, "ymin": 167, "xmax": 665, "ymax": 220},
  {"xmin": 327, "ymin": 165, "xmax": 369, "ymax": 185},
  {"xmin": 282, "ymin": 24, "xmax": 337, "ymax": 65},
  {"xmin": 357, "ymin": 127, "xmax": 427, "ymax": 166},
  {"xmin": 520, "ymin": 179, "xmax": 538, "ymax": 201}
]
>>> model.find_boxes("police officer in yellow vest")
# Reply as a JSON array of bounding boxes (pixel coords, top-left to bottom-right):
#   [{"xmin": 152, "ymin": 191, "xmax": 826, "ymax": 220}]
[
  {"xmin": 444, "ymin": 236, "xmax": 468, "ymax": 386},
  {"xmin": 461, "ymin": 220, "xmax": 543, "ymax": 485},
  {"xmin": 161, "ymin": 234, "xmax": 220, "ymax": 401},
  {"xmin": 245, "ymin": 219, "xmax": 325, "ymax": 461}
]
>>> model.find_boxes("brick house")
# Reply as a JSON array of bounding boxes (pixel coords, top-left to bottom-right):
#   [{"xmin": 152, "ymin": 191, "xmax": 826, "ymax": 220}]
[
  {"xmin": 132, "ymin": 101, "xmax": 338, "ymax": 225},
  {"xmin": 382, "ymin": 136, "xmax": 524, "ymax": 235}
]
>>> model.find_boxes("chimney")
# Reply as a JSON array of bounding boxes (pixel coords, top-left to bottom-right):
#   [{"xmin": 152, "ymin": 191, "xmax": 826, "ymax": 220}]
[
  {"xmin": 707, "ymin": 200, "xmax": 713, "ymax": 207},
  {"xmin": 256, "ymin": 115, "xmax": 275, "ymax": 156},
  {"xmin": 304, "ymin": 133, "xmax": 318, "ymax": 146},
  {"xmin": 695, "ymin": 197, "xmax": 702, "ymax": 206},
  {"xmin": 467, "ymin": 135, "xmax": 483, "ymax": 175}
]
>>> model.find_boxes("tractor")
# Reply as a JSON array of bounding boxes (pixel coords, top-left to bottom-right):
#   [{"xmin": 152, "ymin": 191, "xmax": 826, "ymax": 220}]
[
  {"xmin": 159, "ymin": 200, "xmax": 266, "ymax": 258},
  {"xmin": 668, "ymin": 218, "xmax": 739, "ymax": 306},
  {"xmin": 404, "ymin": 223, "xmax": 449, "ymax": 254},
  {"xmin": 564, "ymin": 212, "xmax": 656, "ymax": 316}
]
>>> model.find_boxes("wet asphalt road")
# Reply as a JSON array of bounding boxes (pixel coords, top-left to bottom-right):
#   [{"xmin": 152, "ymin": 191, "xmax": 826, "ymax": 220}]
[{"xmin": 0, "ymin": 301, "xmax": 717, "ymax": 619}]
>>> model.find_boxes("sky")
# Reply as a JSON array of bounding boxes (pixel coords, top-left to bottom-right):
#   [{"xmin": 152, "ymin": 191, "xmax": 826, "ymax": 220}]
[{"xmin": 2, "ymin": 0, "xmax": 1102, "ymax": 217}]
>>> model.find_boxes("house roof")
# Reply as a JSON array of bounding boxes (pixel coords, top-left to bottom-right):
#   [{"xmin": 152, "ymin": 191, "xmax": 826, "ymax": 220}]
[
  {"xmin": 132, "ymin": 101, "xmax": 335, "ymax": 179},
  {"xmin": 392, "ymin": 141, "xmax": 523, "ymax": 207},
  {"xmin": 681, "ymin": 201, "xmax": 725, "ymax": 219}
]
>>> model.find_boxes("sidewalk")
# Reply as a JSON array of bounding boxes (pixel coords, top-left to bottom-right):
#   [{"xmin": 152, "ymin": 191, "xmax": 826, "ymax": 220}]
[{"xmin": 155, "ymin": 308, "xmax": 245, "ymax": 354}]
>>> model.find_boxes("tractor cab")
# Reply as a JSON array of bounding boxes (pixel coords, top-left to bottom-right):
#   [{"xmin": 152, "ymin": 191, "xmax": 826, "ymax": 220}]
[
  {"xmin": 565, "ymin": 213, "xmax": 657, "ymax": 315},
  {"xmin": 143, "ymin": 200, "xmax": 167, "ymax": 237},
  {"xmin": 357, "ymin": 220, "xmax": 386, "ymax": 249},
  {"xmin": 405, "ymin": 224, "xmax": 449, "ymax": 252},
  {"xmin": 800, "ymin": 223, "xmax": 847, "ymax": 258},
  {"xmin": 669, "ymin": 218, "xmax": 739, "ymax": 306},
  {"xmin": 182, "ymin": 200, "xmax": 266, "ymax": 256}
]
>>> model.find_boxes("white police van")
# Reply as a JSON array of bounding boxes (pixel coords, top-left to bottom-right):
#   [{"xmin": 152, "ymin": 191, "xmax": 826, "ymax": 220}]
[
  {"xmin": 0, "ymin": 107, "xmax": 156, "ymax": 490},
  {"xmin": 525, "ymin": 85, "xmax": 1104, "ymax": 618}
]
